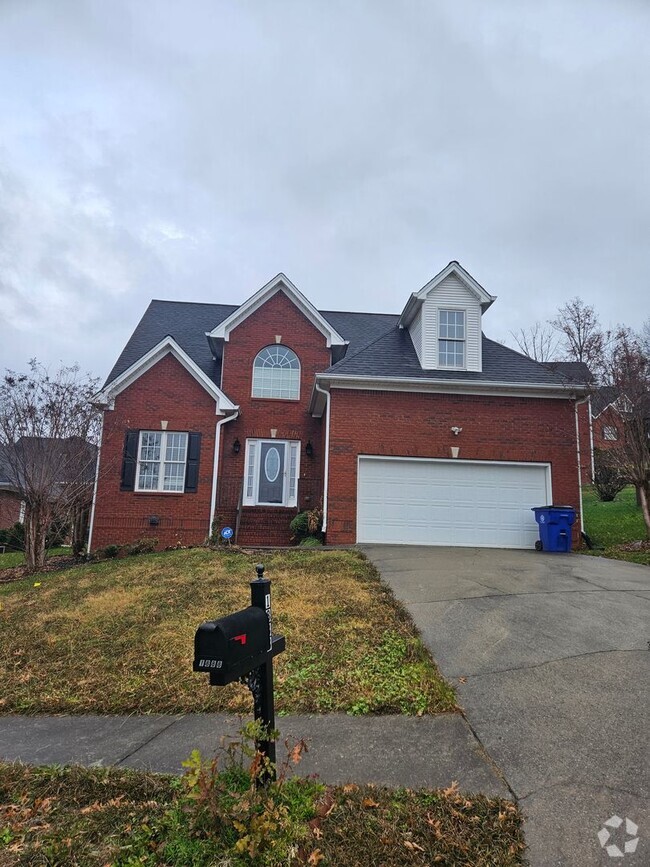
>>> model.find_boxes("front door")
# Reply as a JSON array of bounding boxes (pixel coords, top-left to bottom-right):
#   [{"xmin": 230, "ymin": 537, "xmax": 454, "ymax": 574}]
[
  {"xmin": 258, "ymin": 441, "xmax": 285, "ymax": 504},
  {"xmin": 243, "ymin": 439, "xmax": 300, "ymax": 507}
]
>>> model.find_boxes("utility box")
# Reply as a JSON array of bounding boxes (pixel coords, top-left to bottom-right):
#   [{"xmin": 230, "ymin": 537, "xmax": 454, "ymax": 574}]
[
  {"xmin": 194, "ymin": 606, "xmax": 280, "ymax": 686},
  {"xmin": 531, "ymin": 505, "xmax": 576, "ymax": 553}
]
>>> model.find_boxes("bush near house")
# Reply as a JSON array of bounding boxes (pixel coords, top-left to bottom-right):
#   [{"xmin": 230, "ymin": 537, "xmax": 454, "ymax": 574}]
[{"xmin": 0, "ymin": 548, "xmax": 456, "ymax": 716}]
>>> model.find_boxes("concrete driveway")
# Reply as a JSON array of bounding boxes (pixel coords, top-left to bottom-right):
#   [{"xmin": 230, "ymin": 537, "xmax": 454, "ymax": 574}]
[{"xmin": 361, "ymin": 546, "xmax": 650, "ymax": 867}]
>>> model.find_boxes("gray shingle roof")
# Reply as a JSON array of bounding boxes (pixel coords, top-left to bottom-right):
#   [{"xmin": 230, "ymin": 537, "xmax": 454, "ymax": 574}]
[
  {"xmin": 323, "ymin": 327, "xmax": 575, "ymax": 387},
  {"xmin": 543, "ymin": 361, "xmax": 593, "ymax": 384},
  {"xmin": 104, "ymin": 297, "xmax": 582, "ymax": 393},
  {"xmin": 104, "ymin": 301, "xmax": 400, "ymax": 388},
  {"xmin": 591, "ymin": 386, "xmax": 622, "ymax": 417}
]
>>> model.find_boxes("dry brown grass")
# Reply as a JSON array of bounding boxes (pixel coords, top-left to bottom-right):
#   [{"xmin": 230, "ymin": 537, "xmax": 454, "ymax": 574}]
[{"xmin": 0, "ymin": 548, "xmax": 456, "ymax": 716}]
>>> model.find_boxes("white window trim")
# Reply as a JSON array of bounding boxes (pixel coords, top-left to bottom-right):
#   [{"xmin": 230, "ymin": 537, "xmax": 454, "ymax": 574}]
[
  {"xmin": 603, "ymin": 425, "xmax": 619, "ymax": 441},
  {"xmin": 243, "ymin": 439, "xmax": 300, "ymax": 507},
  {"xmin": 135, "ymin": 430, "xmax": 189, "ymax": 493},
  {"xmin": 251, "ymin": 345, "xmax": 301, "ymax": 401},
  {"xmin": 438, "ymin": 308, "xmax": 467, "ymax": 369}
]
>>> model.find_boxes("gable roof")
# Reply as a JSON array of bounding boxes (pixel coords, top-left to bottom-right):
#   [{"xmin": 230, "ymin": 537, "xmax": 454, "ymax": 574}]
[
  {"xmin": 399, "ymin": 261, "xmax": 496, "ymax": 328},
  {"xmin": 96, "ymin": 336, "xmax": 237, "ymax": 414},
  {"xmin": 206, "ymin": 273, "xmax": 347, "ymax": 348},
  {"xmin": 591, "ymin": 385, "xmax": 623, "ymax": 417}
]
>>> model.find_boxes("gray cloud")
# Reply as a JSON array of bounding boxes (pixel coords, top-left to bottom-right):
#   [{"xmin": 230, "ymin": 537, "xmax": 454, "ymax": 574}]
[{"xmin": 1, "ymin": 0, "xmax": 649, "ymax": 379}]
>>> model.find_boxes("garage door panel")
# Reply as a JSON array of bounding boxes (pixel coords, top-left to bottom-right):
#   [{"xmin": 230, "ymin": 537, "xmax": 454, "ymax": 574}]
[{"xmin": 357, "ymin": 458, "xmax": 549, "ymax": 549}]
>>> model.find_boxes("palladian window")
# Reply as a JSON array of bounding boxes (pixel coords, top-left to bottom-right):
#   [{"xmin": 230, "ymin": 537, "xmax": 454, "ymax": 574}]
[{"xmin": 252, "ymin": 345, "xmax": 300, "ymax": 400}]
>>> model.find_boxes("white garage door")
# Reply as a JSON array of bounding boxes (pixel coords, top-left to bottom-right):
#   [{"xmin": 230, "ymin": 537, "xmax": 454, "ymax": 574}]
[{"xmin": 357, "ymin": 457, "xmax": 551, "ymax": 549}]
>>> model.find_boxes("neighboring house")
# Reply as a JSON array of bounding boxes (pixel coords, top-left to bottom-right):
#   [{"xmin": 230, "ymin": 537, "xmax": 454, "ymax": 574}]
[
  {"xmin": 90, "ymin": 262, "xmax": 590, "ymax": 551},
  {"xmin": 591, "ymin": 386, "xmax": 628, "ymax": 451},
  {"xmin": 0, "ymin": 444, "xmax": 25, "ymax": 528},
  {"xmin": 0, "ymin": 437, "xmax": 96, "ymax": 542},
  {"xmin": 544, "ymin": 361, "xmax": 594, "ymax": 485}
]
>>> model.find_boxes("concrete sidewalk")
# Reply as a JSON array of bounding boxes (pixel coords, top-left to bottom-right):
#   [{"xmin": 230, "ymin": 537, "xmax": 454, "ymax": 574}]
[{"xmin": 0, "ymin": 712, "xmax": 510, "ymax": 798}]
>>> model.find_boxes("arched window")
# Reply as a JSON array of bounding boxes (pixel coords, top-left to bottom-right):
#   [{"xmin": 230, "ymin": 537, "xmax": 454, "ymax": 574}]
[{"xmin": 252, "ymin": 345, "xmax": 300, "ymax": 399}]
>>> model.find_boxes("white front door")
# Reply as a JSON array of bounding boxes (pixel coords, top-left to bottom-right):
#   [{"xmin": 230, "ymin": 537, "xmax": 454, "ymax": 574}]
[
  {"xmin": 243, "ymin": 439, "xmax": 300, "ymax": 507},
  {"xmin": 357, "ymin": 457, "xmax": 551, "ymax": 548}
]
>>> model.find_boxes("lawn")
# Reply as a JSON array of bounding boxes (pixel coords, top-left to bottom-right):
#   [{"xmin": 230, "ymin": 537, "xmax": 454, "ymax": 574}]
[
  {"xmin": 0, "ymin": 761, "xmax": 525, "ymax": 866},
  {"xmin": 582, "ymin": 485, "xmax": 650, "ymax": 566},
  {"xmin": 0, "ymin": 546, "xmax": 69, "ymax": 570},
  {"xmin": 0, "ymin": 548, "xmax": 456, "ymax": 716}
]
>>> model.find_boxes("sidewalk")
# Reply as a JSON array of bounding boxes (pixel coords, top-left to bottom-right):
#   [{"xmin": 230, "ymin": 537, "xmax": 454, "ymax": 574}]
[{"xmin": 0, "ymin": 712, "xmax": 510, "ymax": 798}]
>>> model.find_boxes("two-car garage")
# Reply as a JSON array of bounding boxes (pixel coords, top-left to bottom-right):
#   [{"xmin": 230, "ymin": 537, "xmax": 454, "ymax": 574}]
[{"xmin": 356, "ymin": 457, "xmax": 552, "ymax": 549}]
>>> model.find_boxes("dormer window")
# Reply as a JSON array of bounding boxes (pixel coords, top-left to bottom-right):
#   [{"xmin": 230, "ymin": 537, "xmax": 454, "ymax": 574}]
[
  {"xmin": 252, "ymin": 345, "xmax": 300, "ymax": 399},
  {"xmin": 438, "ymin": 310, "xmax": 466, "ymax": 368}
]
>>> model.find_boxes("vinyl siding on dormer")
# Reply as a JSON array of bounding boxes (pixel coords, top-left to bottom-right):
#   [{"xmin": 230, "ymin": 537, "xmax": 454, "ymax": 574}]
[
  {"xmin": 420, "ymin": 273, "xmax": 482, "ymax": 371},
  {"xmin": 409, "ymin": 309, "xmax": 423, "ymax": 364}
]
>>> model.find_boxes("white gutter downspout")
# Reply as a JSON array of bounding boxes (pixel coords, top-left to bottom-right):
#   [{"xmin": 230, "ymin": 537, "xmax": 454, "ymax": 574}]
[
  {"xmin": 588, "ymin": 396, "xmax": 595, "ymax": 483},
  {"xmin": 314, "ymin": 382, "xmax": 330, "ymax": 532},
  {"xmin": 574, "ymin": 395, "xmax": 590, "ymax": 534},
  {"xmin": 86, "ymin": 413, "xmax": 104, "ymax": 555},
  {"xmin": 209, "ymin": 409, "xmax": 239, "ymax": 536}
]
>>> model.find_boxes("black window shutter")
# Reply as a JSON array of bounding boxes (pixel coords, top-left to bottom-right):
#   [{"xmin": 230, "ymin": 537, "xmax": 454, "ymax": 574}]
[
  {"xmin": 120, "ymin": 430, "xmax": 139, "ymax": 491},
  {"xmin": 184, "ymin": 432, "xmax": 201, "ymax": 493}
]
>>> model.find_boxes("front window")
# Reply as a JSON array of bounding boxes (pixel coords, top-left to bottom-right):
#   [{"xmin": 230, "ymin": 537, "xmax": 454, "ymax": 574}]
[
  {"xmin": 136, "ymin": 431, "xmax": 188, "ymax": 492},
  {"xmin": 438, "ymin": 309, "xmax": 466, "ymax": 368},
  {"xmin": 603, "ymin": 425, "xmax": 619, "ymax": 441},
  {"xmin": 252, "ymin": 345, "xmax": 300, "ymax": 400}
]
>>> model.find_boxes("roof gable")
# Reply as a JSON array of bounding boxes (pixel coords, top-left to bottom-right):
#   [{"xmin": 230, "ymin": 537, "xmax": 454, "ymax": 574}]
[
  {"xmin": 207, "ymin": 273, "xmax": 347, "ymax": 348},
  {"xmin": 94, "ymin": 336, "xmax": 237, "ymax": 414},
  {"xmin": 399, "ymin": 261, "xmax": 496, "ymax": 328}
]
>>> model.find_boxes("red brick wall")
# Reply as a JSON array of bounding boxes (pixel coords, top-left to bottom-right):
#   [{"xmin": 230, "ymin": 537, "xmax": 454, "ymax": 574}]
[
  {"xmin": 326, "ymin": 389, "xmax": 582, "ymax": 545},
  {"xmin": 0, "ymin": 491, "xmax": 22, "ymax": 528},
  {"xmin": 91, "ymin": 354, "xmax": 218, "ymax": 550},
  {"xmin": 215, "ymin": 290, "xmax": 327, "ymax": 535}
]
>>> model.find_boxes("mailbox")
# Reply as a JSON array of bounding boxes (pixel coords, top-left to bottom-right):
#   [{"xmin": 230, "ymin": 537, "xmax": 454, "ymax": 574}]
[{"xmin": 193, "ymin": 605, "xmax": 285, "ymax": 686}]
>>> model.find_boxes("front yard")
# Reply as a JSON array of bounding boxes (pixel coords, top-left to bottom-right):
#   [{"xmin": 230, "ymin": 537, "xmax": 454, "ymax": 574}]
[
  {"xmin": 582, "ymin": 485, "xmax": 650, "ymax": 566},
  {"xmin": 0, "ymin": 548, "xmax": 456, "ymax": 716},
  {"xmin": 0, "ymin": 762, "xmax": 525, "ymax": 866}
]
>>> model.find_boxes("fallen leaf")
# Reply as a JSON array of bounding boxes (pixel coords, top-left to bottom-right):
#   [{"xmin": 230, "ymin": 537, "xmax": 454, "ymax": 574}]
[
  {"xmin": 362, "ymin": 797, "xmax": 380, "ymax": 809},
  {"xmin": 342, "ymin": 783, "xmax": 358, "ymax": 793},
  {"xmin": 458, "ymin": 676, "xmax": 467, "ymax": 684},
  {"xmin": 442, "ymin": 781, "xmax": 459, "ymax": 797},
  {"xmin": 404, "ymin": 840, "xmax": 425, "ymax": 852},
  {"xmin": 307, "ymin": 849, "xmax": 324, "ymax": 865}
]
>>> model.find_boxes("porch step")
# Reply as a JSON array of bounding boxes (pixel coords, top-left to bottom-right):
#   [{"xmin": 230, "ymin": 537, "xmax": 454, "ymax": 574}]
[{"xmin": 236, "ymin": 507, "xmax": 297, "ymax": 547}]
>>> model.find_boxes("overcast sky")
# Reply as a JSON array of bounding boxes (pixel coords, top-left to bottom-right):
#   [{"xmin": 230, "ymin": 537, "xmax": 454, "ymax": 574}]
[{"xmin": 1, "ymin": 0, "xmax": 649, "ymax": 381}]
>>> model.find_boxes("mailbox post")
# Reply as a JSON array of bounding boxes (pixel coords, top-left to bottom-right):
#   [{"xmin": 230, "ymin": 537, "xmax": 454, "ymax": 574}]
[{"xmin": 193, "ymin": 562, "xmax": 285, "ymax": 785}]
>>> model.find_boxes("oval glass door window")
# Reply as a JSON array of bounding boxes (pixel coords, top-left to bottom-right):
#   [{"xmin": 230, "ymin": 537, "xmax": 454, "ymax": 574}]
[{"xmin": 264, "ymin": 447, "xmax": 281, "ymax": 482}]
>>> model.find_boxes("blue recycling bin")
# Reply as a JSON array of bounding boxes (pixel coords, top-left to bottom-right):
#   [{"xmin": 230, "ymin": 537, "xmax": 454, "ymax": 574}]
[{"xmin": 531, "ymin": 506, "xmax": 576, "ymax": 552}]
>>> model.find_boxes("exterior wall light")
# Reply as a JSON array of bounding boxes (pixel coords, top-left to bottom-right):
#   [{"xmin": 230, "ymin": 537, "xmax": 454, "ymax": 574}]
[
  {"xmin": 305, "ymin": 440, "xmax": 314, "ymax": 458},
  {"xmin": 451, "ymin": 426, "xmax": 463, "ymax": 436},
  {"xmin": 233, "ymin": 438, "xmax": 241, "ymax": 455},
  {"xmin": 149, "ymin": 515, "xmax": 160, "ymax": 527}
]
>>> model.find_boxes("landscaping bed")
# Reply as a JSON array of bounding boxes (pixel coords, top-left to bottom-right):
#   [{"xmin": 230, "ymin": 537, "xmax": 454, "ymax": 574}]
[
  {"xmin": 0, "ymin": 548, "xmax": 456, "ymax": 716},
  {"xmin": 582, "ymin": 486, "xmax": 650, "ymax": 566},
  {"xmin": 0, "ymin": 762, "xmax": 525, "ymax": 866}
]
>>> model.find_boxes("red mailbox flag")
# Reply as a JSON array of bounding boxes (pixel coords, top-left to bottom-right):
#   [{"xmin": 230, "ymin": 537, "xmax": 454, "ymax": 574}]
[{"xmin": 232, "ymin": 634, "xmax": 247, "ymax": 645}]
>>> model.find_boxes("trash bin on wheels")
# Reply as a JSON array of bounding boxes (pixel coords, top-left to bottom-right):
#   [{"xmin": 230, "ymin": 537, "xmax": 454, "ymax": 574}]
[{"xmin": 531, "ymin": 506, "xmax": 576, "ymax": 552}]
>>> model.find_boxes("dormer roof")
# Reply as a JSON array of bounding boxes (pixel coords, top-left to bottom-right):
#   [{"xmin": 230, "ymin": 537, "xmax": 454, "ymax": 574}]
[{"xmin": 398, "ymin": 261, "xmax": 496, "ymax": 329}]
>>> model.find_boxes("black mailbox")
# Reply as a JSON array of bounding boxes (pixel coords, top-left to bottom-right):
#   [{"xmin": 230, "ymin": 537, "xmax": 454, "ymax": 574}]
[{"xmin": 194, "ymin": 605, "xmax": 284, "ymax": 686}]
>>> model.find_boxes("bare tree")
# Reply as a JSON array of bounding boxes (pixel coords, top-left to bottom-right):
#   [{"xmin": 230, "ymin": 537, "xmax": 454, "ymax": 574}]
[
  {"xmin": 640, "ymin": 317, "xmax": 650, "ymax": 358},
  {"xmin": 510, "ymin": 321, "xmax": 560, "ymax": 362},
  {"xmin": 550, "ymin": 297, "xmax": 608, "ymax": 370},
  {"xmin": 605, "ymin": 329, "xmax": 650, "ymax": 538},
  {"xmin": 0, "ymin": 361, "xmax": 100, "ymax": 572}
]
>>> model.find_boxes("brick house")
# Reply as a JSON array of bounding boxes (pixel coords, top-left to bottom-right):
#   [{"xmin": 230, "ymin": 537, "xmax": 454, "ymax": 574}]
[
  {"xmin": 591, "ymin": 386, "xmax": 629, "ymax": 451},
  {"xmin": 0, "ymin": 443, "xmax": 24, "ymax": 528},
  {"xmin": 89, "ymin": 262, "xmax": 590, "ymax": 551}
]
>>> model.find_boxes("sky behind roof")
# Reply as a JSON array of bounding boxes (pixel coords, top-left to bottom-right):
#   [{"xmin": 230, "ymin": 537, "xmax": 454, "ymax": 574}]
[{"xmin": 1, "ymin": 0, "xmax": 649, "ymax": 380}]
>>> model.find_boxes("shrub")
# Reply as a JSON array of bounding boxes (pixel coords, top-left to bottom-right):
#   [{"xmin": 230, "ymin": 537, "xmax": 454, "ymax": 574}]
[
  {"xmin": 290, "ymin": 508, "xmax": 323, "ymax": 543},
  {"xmin": 0, "ymin": 522, "xmax": 25, "ymax": 551},
  {"xmin": 103, "ymin": 544, "xmax": 121, "ymax": 559},
  {"xmin": 126, "ymin": 537, "xmax": 158, "ymax": 556},
  {"xmin": 299, "ymin": 536, "xmax": 323, "ymax": 547},
  {"xmin": 593, "ymin": 449, "xmax": 627, "ymax": 502}
]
